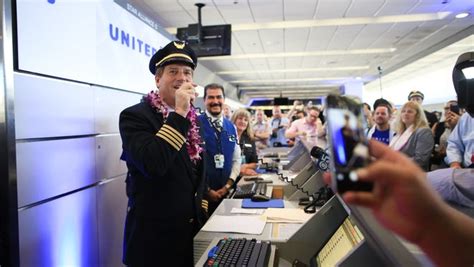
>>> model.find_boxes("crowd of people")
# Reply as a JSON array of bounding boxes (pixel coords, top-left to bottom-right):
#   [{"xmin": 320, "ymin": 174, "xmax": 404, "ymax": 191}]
[
  {"xmin": 238, "ymin": 88, "xmax": 472, "ymax": 173},
  {"xmin": 118, "ymin": 41, "xmax": 473, "ymax": 266}
]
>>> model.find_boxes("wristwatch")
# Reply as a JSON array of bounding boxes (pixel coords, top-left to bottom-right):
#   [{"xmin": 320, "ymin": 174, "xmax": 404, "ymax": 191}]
[{"xmin": 225, "ymin": 183, "xmax": 232, "ymax": 190}]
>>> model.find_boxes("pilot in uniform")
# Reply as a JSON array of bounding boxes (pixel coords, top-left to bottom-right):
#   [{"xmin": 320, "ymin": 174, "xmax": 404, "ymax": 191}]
[{"xmin": 119, "ymin": 41, "xmax": 207, "ymax": 266}]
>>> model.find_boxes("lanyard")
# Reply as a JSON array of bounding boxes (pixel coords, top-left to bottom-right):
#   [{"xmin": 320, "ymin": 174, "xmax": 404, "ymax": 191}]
[{"xmin": 206, "ymin": 115, "xmax": 223, "ymax": 153}]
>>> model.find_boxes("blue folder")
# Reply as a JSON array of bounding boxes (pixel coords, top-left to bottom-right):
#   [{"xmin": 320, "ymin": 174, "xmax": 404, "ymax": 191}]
[{"xmin": 241, "ymin": 199, "xmax": 284, "ymax": 209}]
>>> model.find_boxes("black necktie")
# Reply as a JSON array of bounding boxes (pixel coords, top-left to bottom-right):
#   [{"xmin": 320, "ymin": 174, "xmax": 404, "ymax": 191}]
[{"xmin": 213, "ymin": 119, "xmax": 222, "ymax": 132}]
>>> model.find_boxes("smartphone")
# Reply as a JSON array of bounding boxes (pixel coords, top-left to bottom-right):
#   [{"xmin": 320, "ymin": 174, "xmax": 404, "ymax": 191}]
[
  {"xmin": 450, "ymin": 104, "xmax": 460, "ymax": 115},
  {"xmin": 325, "ymin": 94, "xmax": 373, "ymax": 194}
]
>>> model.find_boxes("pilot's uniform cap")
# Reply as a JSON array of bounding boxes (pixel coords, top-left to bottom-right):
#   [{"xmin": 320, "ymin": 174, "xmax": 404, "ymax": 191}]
[
  {"xmin": 408, "ymin": 90, "xmax": 424, "ymax": 100},
  {"xmin": 148, "ymin": 41, "xmax": 198, "ymax": 74}
]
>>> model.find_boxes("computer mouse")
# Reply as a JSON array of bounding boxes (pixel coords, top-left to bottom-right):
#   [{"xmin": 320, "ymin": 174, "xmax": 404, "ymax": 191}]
[{"xmin": 251, "ymin": 194, "xmax": 270, "ymax": 202}]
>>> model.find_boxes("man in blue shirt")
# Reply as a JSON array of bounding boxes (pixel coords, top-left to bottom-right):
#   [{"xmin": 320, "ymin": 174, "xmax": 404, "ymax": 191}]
[
  {"xmin": 269, "ymin": 106, "xmax": 289, "ymax": 147},
  {"xmin": 367, "ymin": 102, "xmax": 395, "ymax": 145},
  {"xmin": 446, "ymin": 113, "xmax": 474, "ymax": 168},
  {"xmin": 446, "ymin": 52, "xmax": 474, "ymax": 169},
  {"xmin": 198, "ymin": 83, "xmax": 241, "ymax": 214}
]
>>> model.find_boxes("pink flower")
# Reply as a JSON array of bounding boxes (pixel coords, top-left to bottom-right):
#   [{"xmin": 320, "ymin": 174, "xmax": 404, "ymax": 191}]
[{"xmin": 145, "ymin": 90, "xmax": 203, "ymax": 164}]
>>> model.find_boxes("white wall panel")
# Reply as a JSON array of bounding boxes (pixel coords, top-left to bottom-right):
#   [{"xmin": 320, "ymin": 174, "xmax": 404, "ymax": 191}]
[
  {"xmin": 16, "ymin": 138, "xmax": 96, "ymax": 207},
  {"xmin": 16, "ymin": 1, "xmax": 165, "ymax": 92},
  {"xmin": 18, "ymin": 188, "xmax": 99, "ymax": 267},
  {"xmin": 14, "ymin": 73, "xmax": 95, "ymax": 139},
  {"xmin": 94, "ymin": 86, "xmax": 142, "ymax": 134},
  {"xmin": 97, "ymin": 177, "xmax": 127, "ymax": 267},
  {"xmin": 96, "ymin": 134, "xmax": 127, "ymax": 180}
]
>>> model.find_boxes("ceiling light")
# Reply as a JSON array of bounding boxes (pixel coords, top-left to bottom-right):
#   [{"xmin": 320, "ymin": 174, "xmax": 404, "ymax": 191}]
[
  {"xmin": 216, "ymin": 66, "xmax": 370, "ymax": 75},
  {"xmin": 239, "ymin": 84, "xmax": 335, "ymax": 90},
  {"xmin": 455, "ymin": 12, "xmax": 470, "ymax": 19},
  {"xmin": 200, "ymin": 48, "xmax": 396, "ymax": 61},
  {"xmin": 230, "ymin": 77, "xmax": 348, "ymax": 84},
  {"xmin": 166, "ymin": 12, "xmax": 451, "ymax": 33},
  {"xmin": 234, "ymin": 12, "xmax": 451, "ymax": 31}
]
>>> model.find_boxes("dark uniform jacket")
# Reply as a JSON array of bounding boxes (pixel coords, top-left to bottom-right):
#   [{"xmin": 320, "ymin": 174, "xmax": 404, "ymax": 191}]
[
  {"xmin": 239, "ymin": 132, "xmax": 258, "ymax": 165},
  {"xmin": 119, "ymin": 101, "xmax": 206, "ymax": 267}
]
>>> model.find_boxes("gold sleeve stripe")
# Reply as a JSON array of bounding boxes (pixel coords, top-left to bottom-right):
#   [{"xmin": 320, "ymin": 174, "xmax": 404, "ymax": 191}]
[
  {"xmin": 159, "ymin": 127, "xmax": 184, "ymax": 147},
  {"xmin": 202, "ymin": 200, "xmax": 209, "ymax": 211},
  {"xmin": 162, "ymin": 124, "xmax": 186, "ymax": 143},
  {"xmin": 157, "ymin": 130, "xmax": 182, "ymax": 148},
  {"xmin": 156, "ymin": 132, "xmax": 180, "ymax": 151},
  {"xmin": 158, "ymin": 131, "xmax": 183, "ymax": 150}
]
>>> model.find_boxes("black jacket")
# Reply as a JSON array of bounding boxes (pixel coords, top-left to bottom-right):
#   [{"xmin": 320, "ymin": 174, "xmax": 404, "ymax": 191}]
[{"xmin": 119, "ymin": 101, "xmax": 206, "ymax": 266}]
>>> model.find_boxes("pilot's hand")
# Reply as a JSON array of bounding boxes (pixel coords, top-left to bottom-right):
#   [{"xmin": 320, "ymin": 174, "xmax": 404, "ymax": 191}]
[{"xmin": 175, "ymin": 82, "xmax": 198, "ymax": 118}]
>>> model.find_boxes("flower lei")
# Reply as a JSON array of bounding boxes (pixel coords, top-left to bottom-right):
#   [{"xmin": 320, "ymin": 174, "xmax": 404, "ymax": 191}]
[{"xmin": 145, "ymin": 90, "xmax": 203, "ymax": 164}]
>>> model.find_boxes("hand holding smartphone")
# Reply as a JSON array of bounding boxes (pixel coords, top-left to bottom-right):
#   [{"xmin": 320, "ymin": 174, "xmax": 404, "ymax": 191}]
[
  {"xmin": 325, "ymin": 94, "xmax": 373, "ymax": 194},
  {"xmin": 450, "ymin": 104, "xmax": 460, "ymax": 115}
]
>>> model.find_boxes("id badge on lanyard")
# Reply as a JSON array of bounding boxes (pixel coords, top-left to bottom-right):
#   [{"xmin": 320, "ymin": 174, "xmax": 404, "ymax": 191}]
[{"xmin": 214, "ymin": 154, "xmax": 224, "ymax": 169}]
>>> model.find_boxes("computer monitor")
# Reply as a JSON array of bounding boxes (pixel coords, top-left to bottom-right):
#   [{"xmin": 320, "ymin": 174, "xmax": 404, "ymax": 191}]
[
  {"xmin": 309, "ymin": 198, "xmax": 426, "ymax": 267},
  {"xmin": 286, "ymin": 141, "xmax": 307, "ymax": 161},
  {"xmin": 283, "ymin": 149, "xmax": 312, "ymax": 172}
]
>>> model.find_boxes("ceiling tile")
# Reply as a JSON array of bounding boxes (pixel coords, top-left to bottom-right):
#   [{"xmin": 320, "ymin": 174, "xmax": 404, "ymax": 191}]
[
  {"xmin": 283, "ymin": 0, "xmax": 318, "ymax": 20},
  {"xmin": 326, "ymin": 25, "xmax": 365, "ymax": 50},
  {"xmin": 345, "ymin": 0, "xmax": 385, "ymax": 17},
  {"xmin": 315, "ymin": 0, "xmax": 352, "ymax": 19}
]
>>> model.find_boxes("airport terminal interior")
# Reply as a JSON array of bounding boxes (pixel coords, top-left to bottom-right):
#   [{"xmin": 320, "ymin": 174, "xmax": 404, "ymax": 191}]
[{"xmin": 0, "ymin": 0, "xmax": 474, "ymax": 266}]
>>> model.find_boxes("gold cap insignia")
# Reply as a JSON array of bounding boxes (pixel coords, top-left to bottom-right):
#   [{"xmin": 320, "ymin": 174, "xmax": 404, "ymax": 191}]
[{"xmin": 173, "ymin": 41, "xmax": 185, "ymax": 49}]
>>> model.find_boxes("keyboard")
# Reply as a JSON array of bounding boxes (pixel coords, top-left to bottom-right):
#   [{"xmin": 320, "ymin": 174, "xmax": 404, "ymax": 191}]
[
  {"xmin": 233, "ymin": 182, "xmax": 267, "ymax": 199},
  {"xmin": 203, "ymin": 238, "xmax": 271, "ymax": 267}
]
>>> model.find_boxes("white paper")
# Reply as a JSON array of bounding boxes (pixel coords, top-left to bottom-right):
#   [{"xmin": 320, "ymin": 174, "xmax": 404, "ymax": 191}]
[
  {"xmin": 272, "ymin": 223, "xmax": 303, "ymax": 240},
  {"xmin": 230, "ymin": 208, "xmax": 265, "ymax": 215},
  {"xmin": 262, "ymin": 208, "xmax": 313, "ymax": 223},
  {"xmin": 201, "ymin": 215, "xmax": 266, "ymax": 235}
]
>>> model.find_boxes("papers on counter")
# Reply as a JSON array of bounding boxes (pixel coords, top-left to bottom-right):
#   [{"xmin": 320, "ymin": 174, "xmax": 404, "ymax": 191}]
[
  {"xmin": 231, "ymin": 208, "xmax": 265, "ymax": 215},
  {"xmin": 271, "ymin": 223, "xmax": 303, "ymax": 240},
  {"xmin": 201, "ymin": 215, "xmax": 266, "ymax": 235},
  {"xmin": 262, "ymin": 208, "xmax": 313, "ymax": 223}
]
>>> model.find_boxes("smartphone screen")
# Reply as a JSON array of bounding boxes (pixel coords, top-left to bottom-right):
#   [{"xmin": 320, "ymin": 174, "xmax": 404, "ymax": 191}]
[
  {"xmin": 450, "ymin": 104, "xmax": 460, "ymax": 115},
  {"xmin": 326, "ymin": 94, "xmax": 373, "ymax": 194}
]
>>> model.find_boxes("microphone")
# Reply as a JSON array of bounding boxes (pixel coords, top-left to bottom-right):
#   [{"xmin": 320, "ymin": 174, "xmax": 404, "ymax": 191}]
[{"xmin": 310, "ymin": 146, "xmax": 330, "ymax": 172}]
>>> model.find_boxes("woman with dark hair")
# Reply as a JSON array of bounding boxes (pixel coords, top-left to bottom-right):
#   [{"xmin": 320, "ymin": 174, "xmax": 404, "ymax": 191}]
[
  {"xmin": 389, "ymin": 101, "xmax": 434, "ymax": 171},
  {"xmin": 231, "ymin": 108, "xmax": 258, "ymax": 176}
]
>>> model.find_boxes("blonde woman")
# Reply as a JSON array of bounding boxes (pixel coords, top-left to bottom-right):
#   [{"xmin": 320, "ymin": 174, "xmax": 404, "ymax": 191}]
[
  {"xmin": 231, "ymin": 108, "xmax": 258, "ymax": 176},
  {"xmin": 389, "ymin": 101, "xmax": 434, "ymax": 171}
]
